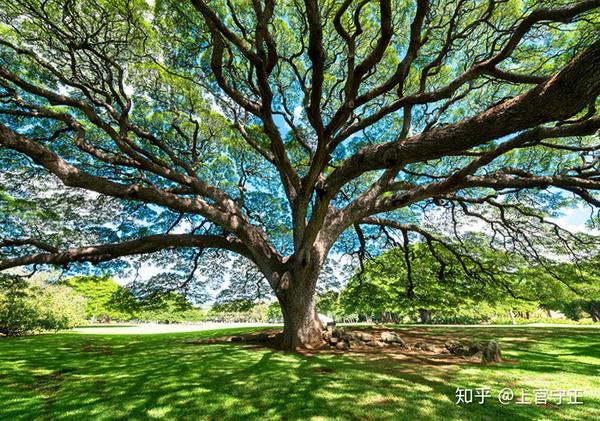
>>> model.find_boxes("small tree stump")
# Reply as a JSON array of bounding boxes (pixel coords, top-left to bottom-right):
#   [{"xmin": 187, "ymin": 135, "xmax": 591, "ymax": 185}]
[{"xmin": 482, "ymin": 340, "xmax": 502, "ymax": 363}]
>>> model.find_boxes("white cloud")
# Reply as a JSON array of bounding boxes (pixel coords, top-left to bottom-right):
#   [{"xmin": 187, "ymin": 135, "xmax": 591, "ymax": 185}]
[{"xmin": 550, "ymin": 205, "xmax": 597, "ymax": 234}]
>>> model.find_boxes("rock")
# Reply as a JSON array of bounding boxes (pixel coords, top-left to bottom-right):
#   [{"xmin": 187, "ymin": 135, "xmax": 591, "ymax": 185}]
[
  {"xmin": 332, "ymin": 328, "xmax": 345, "ymax": 338},
  {"xmin": 348, "ymin": 331, "xmax": 362, "ymax": 341},
  {"xmin": 444, "ymin": 339, "xmax": 461, "ymax": 352},
  {"xmin": 444, "ymin": 339, "xmax": 501, "ymax": 361},
  {"xmin": 349, "ymin": 340, "xmax": 364, "ymax": 350},
  {"xmin": 467, "ymin": 351, "xmax": 484, "ymax": 362},
  {"xmin": 329, "ymin": 337, "xmax": 339, "ymax": 345},
  {"xmin": 482, "ymin": 340, "xmax": 502, "ymax": 363},
  {"xmin": 244, "ymin": 333, "xmax": 269, "ymax": 342},
  {"xmin": 414, "ymin": 341, "xmax": 434, "ymax": 352},
  {"xmin": 230, "ymin": 336, "xmax": 242, "ymax": 342},
  {"xmin": 458, "ymin": 346, "xmax": 472, "ymax": 356},
  {"xmin": 445, "ymin": 339, "xmax": 471, "ymax": 356},
  {"xmin": 380, "ymin": 331, "xmax": 404, "ymax": 345},
  {"xmin": 469, "ymin": 342, "xmax": 484, "ymax": 354},
  {"xmin": 322, "ymin": 330, "xmax": 332, "ymax": 341},
  {"xmin": 336, "ymin": 341, "xmax": 349, "ymax": 350},
  {"xmin": 380, "ymin": 331, "xmax": 395, "ymax": 342},
  {"xmin": 342, "ymin": 332, "xmax": 364, "ymax": 342},
  {"xmin": 367, "ymin": 340, "xmax": 385, "ymax": 348},
  {"xmin": 360, "ymin": 333, "xmax": 374, "ymax": 341}
]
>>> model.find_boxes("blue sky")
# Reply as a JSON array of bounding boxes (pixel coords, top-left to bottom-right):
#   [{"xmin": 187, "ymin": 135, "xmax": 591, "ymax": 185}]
[{"xmin": 551, "ymin": 205, "xmax": 596, "ymax": 234}]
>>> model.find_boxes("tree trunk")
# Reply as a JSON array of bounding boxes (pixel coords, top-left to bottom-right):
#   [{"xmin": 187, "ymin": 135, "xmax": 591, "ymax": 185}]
[
  {"xmin": 276, "ymin": 271, "xmax": 324, "ymax": 350},
  {"xmin": 590, "ymin": 301, "xmax": 600, "ymax": 323},
  {"xmin": 419, "ymin": 308, "xmax": 432, "ymax": 323},
  {"xmin": 508, "ymin": 309, "xmax": 516, "ymax": 325}
]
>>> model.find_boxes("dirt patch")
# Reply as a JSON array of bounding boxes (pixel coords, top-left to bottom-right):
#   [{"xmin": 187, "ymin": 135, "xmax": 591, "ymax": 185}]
[
  {"xmin": 183, "ymin": 327, "xmax": 509, "ymax": 367},
  {"xmin": 183, "ymin": 329, "xmax": 282, "ymax": 345}
]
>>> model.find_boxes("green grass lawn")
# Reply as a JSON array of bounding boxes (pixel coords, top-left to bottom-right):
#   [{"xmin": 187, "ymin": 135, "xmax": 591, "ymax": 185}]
[{"xmin": 1, "ymin": 326, "xmax": 599, "ymax": 420}]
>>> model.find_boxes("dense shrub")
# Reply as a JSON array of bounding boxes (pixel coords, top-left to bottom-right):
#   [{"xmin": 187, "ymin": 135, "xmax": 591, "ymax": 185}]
[{"xmin": 0, "ymin": 275, "xmax": 86, "ymax": 335}]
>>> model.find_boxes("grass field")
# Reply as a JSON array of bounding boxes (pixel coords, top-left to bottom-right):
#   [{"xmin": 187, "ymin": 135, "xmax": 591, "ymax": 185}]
[{"xmin": 1, "ymin": 326, "xmax": 599, "ymax": 420}]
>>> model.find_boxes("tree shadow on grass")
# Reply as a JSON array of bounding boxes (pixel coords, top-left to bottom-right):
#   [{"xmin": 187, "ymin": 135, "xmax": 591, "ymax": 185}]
[{"xmin": 0, "ymin": 327, "xmax": 599, "ymax": 420}]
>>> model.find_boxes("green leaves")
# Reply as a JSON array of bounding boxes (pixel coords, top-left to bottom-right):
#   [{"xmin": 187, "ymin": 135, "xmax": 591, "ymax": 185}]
[
  {"xmin": 60, "ymin": 275, "xmax": 137, "ymax": 320},
  {"xmin": 0, "ymin": 273, "xmax": 86, "ymax": 335}
]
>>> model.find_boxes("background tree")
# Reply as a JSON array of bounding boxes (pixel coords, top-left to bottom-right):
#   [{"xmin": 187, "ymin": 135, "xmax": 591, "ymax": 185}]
[
  {"xmin": 340, "ymin": 241, "xmax": 542, "ymax": 323},
  {"xmin": 208, "ymin": 299, "xmax": 271, "ymax": 322},
  {"xmin": 61, "ymin": 275, "xmax": 138, "ymax": 321},
  {"xmin": 1, "ymin": 0, "xmax": 600, "ymax": 348},
  {"xmin": 316, "ymin": 290, "xmax": 342, "ymax": 320},
  {"xmin": 529, "ymin": 257, "xmax": 600, "ymax": 321},
  {"xmin": 137, "ymin": 291, "xmax": 207, "ymax": 323},
  {"xmin": 0, "ymin": 273, "xmax": 86, "ymax": 335}
]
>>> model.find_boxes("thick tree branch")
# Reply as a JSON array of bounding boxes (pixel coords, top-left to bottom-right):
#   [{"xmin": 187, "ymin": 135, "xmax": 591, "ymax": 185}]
[
  {"xmin": 327, "ymin": 39, "xmax": 600, "ymax": 192},
  {"xmin": 0, "ymin": 123, "xmax": 283, "ymax": 272},
  {"xmin": 1, "ymin": 238, "xmax": 59, "ymax": 253},
  {"xmin": 331, "ymin": 1, "xmax": 600, "ymax": 143},
  {"xmin": 320, "ymin": 115, "xmax": 600, "ymax": 242},
  {"xmin": 0, "ymin": 234, "xmax": 251, "ymax": 270}
]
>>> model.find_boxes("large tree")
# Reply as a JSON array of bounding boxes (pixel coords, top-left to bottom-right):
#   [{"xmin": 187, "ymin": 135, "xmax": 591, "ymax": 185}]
[{"xmin": 1, "ymin": 0, "xmax": 600, "ymax": 348}]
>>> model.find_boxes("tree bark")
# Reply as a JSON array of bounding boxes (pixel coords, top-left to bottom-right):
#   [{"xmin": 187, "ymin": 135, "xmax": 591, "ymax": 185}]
[
  {"xmin": 589, "ymin": 301, "xmax": 600, "ymax": 323},
  {"xmin": 508, "ymin": 309, "xmax": 516, "ymax": 325},
  {"xmin": 418, "ymin": 308, "xmax": 432, "ymax": 323},
  {"xmin": 276, "ymin": 270, "xmax": 325, "ymax": 350}
]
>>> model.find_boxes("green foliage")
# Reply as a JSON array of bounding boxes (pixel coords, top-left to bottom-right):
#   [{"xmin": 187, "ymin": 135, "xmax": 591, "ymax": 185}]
[
  {"xmin": 316, "ymin": 291, "xmax": 342, "ymax": 318},
  {"xmin": 521, "ymin": 256, "xmax": 600, "ymax": 322},
  {"xmin": 60, "ymin": 276, "xmax": 137, "ymax": 321},
  {"xmin": 266, "ymin": 301, "xmax": 283, "ymax": 322},
  {"xmin": 211, "ymin": 299, "xmax": 257, "ymax": 313},
  {"xmin": 0, "ymin": 274, "xmax": 86, "ymax": 335},
  {"xmin": 336, "ymin": 237, "xmax": 600, "ymax": 324},
  {"xmin": 60, "ymin": 276, "xmax": 214, "ymax": 323},
  {"xmin": 207, "ymin": 302, "xmax": 272, "ymax": 323},
  {"xmin": 0, "ymin": 275, "xmax": 38, "ymax": 335},
  {"xmin": 341, "ymin": 243, "xmax": 472, "ymax": 319},
  {"xmin": 137, "ymin": 292, "xmax": 206, "ymax": 323},
  {"xmin": 338, "ymin": 241, "xmax": 545, "ymax": 323}
]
